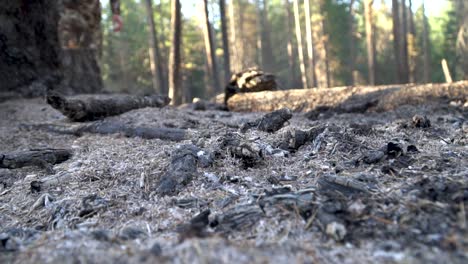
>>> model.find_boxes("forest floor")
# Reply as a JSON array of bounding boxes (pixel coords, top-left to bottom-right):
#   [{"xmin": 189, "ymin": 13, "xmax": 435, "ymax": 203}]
[{"xmin": 0, "ymin": 96, "xmax": 467, "ymax": 263}]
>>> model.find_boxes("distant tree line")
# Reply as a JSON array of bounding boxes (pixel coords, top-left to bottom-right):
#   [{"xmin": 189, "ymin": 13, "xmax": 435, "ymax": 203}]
[{"xmin": 100, "ymin": 0, "xmax": 468, "ymax": 104}]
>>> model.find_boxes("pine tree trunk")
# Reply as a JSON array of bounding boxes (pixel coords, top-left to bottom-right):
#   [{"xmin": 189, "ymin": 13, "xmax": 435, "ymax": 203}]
[
  {"xmin": 456, "ymin": 0, "xmax": 468, "ymax": 79},
  {"xmin": 284, "ymin": 0, "xmax": 297, "ymax": 88},
  {"xmin": 201, "ymin": 0, "xmax": 221, "ymax": 97},
  {"xmin": 219, "ymin": 0, "xmax": 231, "ymax": 83},
  {"xmin": 0, "ymin": 1, "xmax": 61, "ymax": 95},
  {"xmin": 168, "ymin": 0, "xmax": 182, "ymax": 105},
  {"xmin": 258, "ymin": 0, "xmax": 275, "ymax": 72},
  {"xmin": 392, "ymin": 0, "xmax": 402, "ymax": 83},
  {"xmin": 144, "ymin": 0, "xmax": 165, "ymax": 94},
  {"xmin": 348, "ymin": 0, "xmax": 356, "ymax": 86},
  {"xmin": 304, "ymin": 0, "xmax": 317, "ymax": 88},
  {"xmin": 293, "ymin": 0, "xmax": 308, "ymax": 89},
  {"xmin": 228, "ymin": 0, "xmax": 240, "ymax": 72},
  {"xmin": 408, "ymin": 0, "xmax": 416, "ymax": 83},
  {"xmin": 422, "ymin": 2, "xmax": 431, "ymax": 83},
  {"xmin": 401, "ymin": 0, "xmax": 410, "ymax": 83},
  {"xmin": 364, "ymin": 0, "xmax": 376, "ymax": 85},
  {"xmin": 157, "ymin": 1, "xmax": 169, "ymax": 90},
  {"xmin": 313, "ymin": 0, "xmax": 330, "ymax": 88}
]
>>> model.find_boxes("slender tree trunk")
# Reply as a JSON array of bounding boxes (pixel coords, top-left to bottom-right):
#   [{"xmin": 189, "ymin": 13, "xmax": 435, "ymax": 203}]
[
  {"xmin": 348, "ymin": 0, "xmax": 356, "ymax": 86},
  {"xmin": 259, "ymin": 0, "xmax": 275, "ymax": 72},
  {"xmin": 293, "ymin": 0, "xmax": 308, "ymax": 89},
  {"xmin": 144, "ymin": 0, "xmax": 165, "ymax": 94},
  {"xmin": 422, "ymin": 1, "xmax": 431, "ymax": 83},
  {"xmin": 168, "ymin": 0, "xmax": 182, "ymax": 105},
  {"xmin": 456, "ymin": 0, "xmax": 468, "ymax": 79},
  {"xmin": 313, "ymin": 0, "xmax": 330, "ymax": 88},
  {"xmin": 364, "ymin": 0, "xmax": 376, "ymax": 85},
  {"xmin": 408, "ymin": 0, "xmax": 416, "ymax": 83},
  {"xmin": 219, "ymin": 0, "xmax": 231, "ymax": 83},
  {"xmin": 304, "ymin": 0, "xmax": 317, "ymax": 88},
  {"xmin": 401, "ymin": 0, "xmax": 409, "ymax": 83},
  {"xmin": 392, "ymin": 0, "xmax": 402, "ymax": 83},
  {"xmin": 441, "ymin": 59, "xmax": 453, "ymax": 83},
  {"xmin": 256, "ymin": 0, "xmax": 263, "ymax": 67},
  {"xmin": 284, "ymin": 0, "xmax": 296, "ymax": 88},
  {"xmin": 201, "ymin": 0, "xmax": 221, "ymax": 97},
  {"xmin": 157, "ymin": 0, "xmax": 169, "ymax": 93},
  {"xmin": 228, "ymin": 0, "xmax": 240, "ymax": 72}
]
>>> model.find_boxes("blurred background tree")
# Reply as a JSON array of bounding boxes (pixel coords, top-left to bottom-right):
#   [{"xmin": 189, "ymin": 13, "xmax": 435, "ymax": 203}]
[{"xmin": 99, "ymin": 0, "xmax": 467, "ymax": 104}]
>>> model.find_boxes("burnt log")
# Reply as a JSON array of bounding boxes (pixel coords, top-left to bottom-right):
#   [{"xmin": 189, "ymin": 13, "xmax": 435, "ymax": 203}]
[
  {"xmin": 47, "ymin": 93, "xmax": 170, "ymax": 121},
  {"xmin": 240, "ymin": 108, "xmax": 292, "ymax": 133},
  {"xmin": 226, "ymin": 81, "xmax": 468, "ymax": 113},
  {"xmin": 0, "ymin": 149, "xmax": 72, "ymax": 170},
  {"xmin": 21, "ymin": 121, "xmax": 186, "ymax": 142}
]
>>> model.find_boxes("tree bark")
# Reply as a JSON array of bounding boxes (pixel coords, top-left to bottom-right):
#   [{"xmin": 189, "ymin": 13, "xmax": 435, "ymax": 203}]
[
  {"xmin": 364, "ymin": 0, "xmax": 376, "ymax": 85},
  {"xmin": 293, "ymin": 0, "xmax": 308, "ymax": 89},
  {"xmin": 392, "ymin": 0, "xmax": 403, "ymax": 83},
  {"xmin": 144, "ymin": 0, "xmax": 166, "ymax": 94},
  {"xmin": 219, "ymin": 0, "xmax": 231, "ymax": 83},
  {"xmin": 201, "ymin": 0, "xmax": 221, "ymax": 97},
  {"xmin": 257, "ymin": 0, "xmax": 275, "ymax": 72},
  {"xmin": 284, "ymin": 0, "xmax": 297, "ymax": 88},
  {"xmin": 46, "ymin": 93, "xmax": 170, "ymax": 122},
  {"xmin": 304, "ymin": 0, "xmax": 317, "ymax": 88},
  {"xmin": 312, "ymin": 0, "xmax": 330, "ymax": 88},
  {"xmin": 408, "ymin": 0, "xmax": 416, "ymax": 83},
  {"xmin": 422, "ymin": 1, "xmax": 431, "ymax": 83},
  {"xmin": 168, "ymin": 0, "xmax": 183, "ymax": 105},
  {"xmin": 0, "ymin": 1, "xmax": 61, "ymax": 96},
  {"xmin": 401, "ymin": 0, "xmax": 410, "ymax": 83},
  {"xmin": 228, "ymin": 0, "xmax": 240, "ymax": 72},
  {"xmin": 226, "ymin": 81, "xmax": 468, "ymax": 113},
  {"xmin": 348, "ymin": 0, "xmax": 356, "ymax": 86}
]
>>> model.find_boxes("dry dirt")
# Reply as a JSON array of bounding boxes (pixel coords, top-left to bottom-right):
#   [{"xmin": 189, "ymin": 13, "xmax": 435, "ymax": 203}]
[{"xmin": 0, "ymin": 97, "xmax": 467, "ymax": 264}]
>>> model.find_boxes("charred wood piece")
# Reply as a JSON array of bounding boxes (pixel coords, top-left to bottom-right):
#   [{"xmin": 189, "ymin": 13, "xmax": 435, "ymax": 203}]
[
  {"xmin": 21, "ymin": 122, "xmax": 186, "ymax": 141},
  {"xmin": 156, "ymin": 145, "xmax": 207, "ymax": 196},
  {"xmin": 47, "ymin": 93, "xmax": 170, "ymax": 121},
  {"xmin": 241, "ymin": 108, "xmax": 292, "ymax": 133},
  {"xmin": 0, "ymin": 149, "xmax": 72, "ymax": 171}
]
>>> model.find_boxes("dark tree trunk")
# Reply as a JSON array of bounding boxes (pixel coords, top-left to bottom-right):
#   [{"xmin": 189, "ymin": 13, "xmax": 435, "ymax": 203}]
[
  {"xmin": 392, "ymin": 0, "xmax": 402, "ymax": 83},
  {"xmin": 144, "ymin": 0, "xmax": 166, "ymax": 94},
  {"xmin": 201, "ymin": 0, "xmax": 221, "ymax": 97},
  {"xmin": 348, "ymin": 0, "xmax": 356, "ymax": 86},
  {"xmin": 0, "ymin": 1, "xmax": 61, "ymax": 96},
  {"xmin": 284, "ymin": 0, "xmax": 297, "ymax": 88},
  {"xmin": 364, "ymin": 0, "xmax": 376, "ymax": 85},
  {"xmin": 168, "ymin": 0, "xmax": 182, "ymax": 105},
  {"xmin": 401, "ymin": 0, "xmax": 409, "ymax": 83},
  {"xmin": 219, "ymin": 0, "xmax": 231, "ymax": 83},
  {"xmin": 422, "ymin": 2, "xmax": 431, "ymax": 83}
]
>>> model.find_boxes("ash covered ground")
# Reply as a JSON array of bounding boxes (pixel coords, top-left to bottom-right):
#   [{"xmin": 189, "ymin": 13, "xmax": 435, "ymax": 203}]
[{"xmin": 0, "ymin": 98, "xmax": 467, "ymax": 263}]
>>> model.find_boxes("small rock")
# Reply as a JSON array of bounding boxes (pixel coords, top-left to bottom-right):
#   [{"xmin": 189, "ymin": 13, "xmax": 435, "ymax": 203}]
[
  {"xmin": 412, "ymin": 115, "xmax": 431, "ymax": 128},
  {"xmin": 119, "ymin": 226, "xmax": 147, "ymax": 240},
  {"xmin": 150, "ymin": 242, "xmax": 162, "ymax": 256},
  {"xmin": 326, "ymin": 222, "xmax": 347, "ymax": 241}
]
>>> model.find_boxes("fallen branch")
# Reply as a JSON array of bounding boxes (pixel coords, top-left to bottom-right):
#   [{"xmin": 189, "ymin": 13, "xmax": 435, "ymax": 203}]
[
  {"xmin": 227, "ymin": 81, "xmax": 468, "ymax": 112},
  {"xmin": 21, "ymin": 121, "xmax": 187, "ymax": 141},
  {"xmin": 0, "ymin": 149, "xmax": 72, "ymax": 170},
  {"xmin": 47, "ymin": 93, "xmax": 170, "ymax": 121}
]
